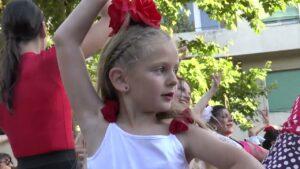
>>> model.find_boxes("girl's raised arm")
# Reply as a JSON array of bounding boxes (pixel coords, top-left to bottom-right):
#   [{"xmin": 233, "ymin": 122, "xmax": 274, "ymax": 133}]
[
  {"xmin": 81, "ymin": 4, "xmax": 112, "ymax": 58},
  {"xmin": 183, "ymin": 126, "xmax": 264, "ymax": 169},
  {"xmin": 192, "ymin": 74, "xmax": 221, "ymax": 118},
  {"xmin": 53, "ymin": 0, "xmax": 109, "ymax": 137}
]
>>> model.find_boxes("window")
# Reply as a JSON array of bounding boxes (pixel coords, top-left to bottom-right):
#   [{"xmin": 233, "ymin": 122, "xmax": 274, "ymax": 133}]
[
  {"xmin": 198, "ymin": 10, "xmax": 221, "ymax": 30},
  {"xmin": 171, "ymin": 2, "xmax": 195, "ymax": 33},
  {"xmin": 266, "ymin": 69, "xmax": 300, "ymax": 113},
  {"xmin": 191, "ymin": 3, "xmax": 223, "ymax": 32},
  {"xmin": 263, "ymin": 6, "xmax": 300, "ymax": 23}
]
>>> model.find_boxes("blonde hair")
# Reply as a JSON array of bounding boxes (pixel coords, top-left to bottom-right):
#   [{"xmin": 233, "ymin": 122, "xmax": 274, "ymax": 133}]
[{"xmin": 97, "ymin": 21, "xmax": 170, "ymax": 101}]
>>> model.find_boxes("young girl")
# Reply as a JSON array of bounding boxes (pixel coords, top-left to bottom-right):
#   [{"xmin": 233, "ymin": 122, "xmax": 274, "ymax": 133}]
[
  {"xmin": 54, "ymin": 0, "xmax": 264, "ymax": 168},
  {"xmin": 0, "ymin": 0, "xmax": 110, "ymax": 168}
]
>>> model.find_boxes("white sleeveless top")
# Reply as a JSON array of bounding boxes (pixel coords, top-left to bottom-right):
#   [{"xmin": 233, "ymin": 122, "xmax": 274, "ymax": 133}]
[{"xmin": 87, "ymin": 123, "xmax": 189, "ymax": 169}]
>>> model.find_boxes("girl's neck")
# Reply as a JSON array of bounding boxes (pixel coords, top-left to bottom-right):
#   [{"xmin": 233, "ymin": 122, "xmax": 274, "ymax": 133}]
[
  {"xmin": 117, "ymin": 104, "xmax": 158, "ymax": 128},
  {"xmin": 117, "ymin": 110, "xmax": 169, "ymax": 136},
  {"xmin": 116, "ymin": 98, "xmax": 158, "ymax": 127},
  {"xmin": 115, "ymin": 97, "xmax": 169, "ymax": 136},
  {"xmin": 19, "ymin": 37, "xmax": 44, "ymax": 55}
]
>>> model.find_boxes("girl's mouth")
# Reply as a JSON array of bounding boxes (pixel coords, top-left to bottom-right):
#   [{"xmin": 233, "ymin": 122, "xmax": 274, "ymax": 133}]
[{"xmin": 162, "ymin": 93, "xmax": 174, "ymax": 101}]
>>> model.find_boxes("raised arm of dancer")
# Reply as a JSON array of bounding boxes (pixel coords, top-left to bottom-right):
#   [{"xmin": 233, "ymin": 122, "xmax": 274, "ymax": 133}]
[
  {"xmin": 181, "ymin": 125, "xmax": 264, "ymax": 169},
  {"xmin": 192, "ymin": 74, "xmax": 221, "ymax": 118},
  {"xmin": 54, "ymin": 0, "xmax": 109, "ymax": 155},
  {"xmin": 248, "ymin": 109, "xmax": 269, "ymax": 136},
  {"xmin": 81, "ymin": 1, "xmax": 111, "ymax": 57},
  {"xmin": 248, "ymin": 124, "xmax": 266, "ymax": 137}
]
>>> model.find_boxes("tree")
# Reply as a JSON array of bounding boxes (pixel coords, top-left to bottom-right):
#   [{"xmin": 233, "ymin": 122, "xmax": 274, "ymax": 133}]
[
  {"xmin": 0, "ymin": 0, "xmax": 297, "ymax": 129},
  {"xmin": 0, "ymin": 0, "xmax": 79, "ymax": 34}
]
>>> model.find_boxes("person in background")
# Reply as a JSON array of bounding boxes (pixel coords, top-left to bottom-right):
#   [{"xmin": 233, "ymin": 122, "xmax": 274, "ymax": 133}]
[
  {"xmin": 246, "ymin": 109, "xmax": 270, "ymax": 146},
  {"xmin": 262, "ymin": 125, "xmax": 280, "ymax": 150},
  {"xmin": 0, "ymin": 0, "xmax": 111, "ymax": 168},
  {"xmin": 170, "ymin": 75, "xmax": 252, "ymax": 169}
]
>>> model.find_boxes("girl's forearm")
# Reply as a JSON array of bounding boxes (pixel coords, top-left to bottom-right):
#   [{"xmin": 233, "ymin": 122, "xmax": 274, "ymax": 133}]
[
  {"xmin": 54, "ymin": 0, "xmax": 108, "ymax": 46},
  {"xmin": 193, "ymin": 87, "xmax": 218, "ymax": 117}
]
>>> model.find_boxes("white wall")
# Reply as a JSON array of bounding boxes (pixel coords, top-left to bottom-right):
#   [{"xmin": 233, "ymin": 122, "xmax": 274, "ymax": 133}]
[{"xmin": 175, "ymin": 21, "xmax": 300, "ymax": 57}]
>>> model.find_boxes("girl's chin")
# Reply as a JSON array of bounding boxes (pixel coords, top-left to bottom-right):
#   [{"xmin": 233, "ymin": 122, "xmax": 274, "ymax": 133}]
[
  {"xmin": 157, "ymin": 105, "xmax": 172, "ymax": 113},
  {"xmin": 224, "ymin": 130, "xmax": 233, "ymax": 136}
]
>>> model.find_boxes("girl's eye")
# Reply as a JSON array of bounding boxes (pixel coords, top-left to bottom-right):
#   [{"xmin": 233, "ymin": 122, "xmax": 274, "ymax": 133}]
[
  {"xmin": 178, "ymin": 86, "xmax": 185, "ymax": 92},
  {"xmin": 155, "ymin": 66, "xmax": 166, "ymax": 73}
]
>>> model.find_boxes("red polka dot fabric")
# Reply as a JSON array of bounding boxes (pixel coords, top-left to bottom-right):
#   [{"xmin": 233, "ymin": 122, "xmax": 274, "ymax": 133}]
[{"xmin": 282, "ymin": 96, "xmax": 300, "ymax": 135}]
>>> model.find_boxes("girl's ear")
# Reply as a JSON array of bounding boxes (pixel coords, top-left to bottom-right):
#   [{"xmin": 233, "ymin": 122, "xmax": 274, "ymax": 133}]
[{"xmin": 109, "ymin": 67, "xmax": 129, "ymax": 93}]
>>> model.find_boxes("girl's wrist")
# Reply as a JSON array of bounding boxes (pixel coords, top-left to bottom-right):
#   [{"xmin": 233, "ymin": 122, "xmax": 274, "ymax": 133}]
[{"xmin": 210, "ymin": 87, "xmax": 218, "ymax": 93}]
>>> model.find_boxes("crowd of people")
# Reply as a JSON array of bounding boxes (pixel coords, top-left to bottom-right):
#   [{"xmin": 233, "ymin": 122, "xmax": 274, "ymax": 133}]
[{"xmin": 0, "ymin": 0, "xmax": 299, "ymax": 169}]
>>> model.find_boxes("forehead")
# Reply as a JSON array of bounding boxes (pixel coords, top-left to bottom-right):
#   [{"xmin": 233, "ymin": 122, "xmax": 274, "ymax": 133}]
[
  {"xmin": 180, "ymin": 80, "xmax": 190, "ymax": 89},
  {"xmin": 218, "ymin": 109, "xmax": 230, "ymax": 116},
  {"xmin": 179, "ymin": 80, "xmax": 190, "ymax": 89},
  {"xmin": 141, "ymin": 39, "xmax": 179, "ymax": 63}
]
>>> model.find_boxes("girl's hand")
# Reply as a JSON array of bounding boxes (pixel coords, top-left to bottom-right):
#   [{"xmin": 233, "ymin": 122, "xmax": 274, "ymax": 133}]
[
  {"xmin": 99, "ymin": 0, "xmax": 111, "ymax": 17},
  {"xmin": 211, "ymin": 73, "xmax": 221, "ymax": 91},
  {"xmin": 261, "ymin": 109, "xmax": 269, "ymax": 125}
]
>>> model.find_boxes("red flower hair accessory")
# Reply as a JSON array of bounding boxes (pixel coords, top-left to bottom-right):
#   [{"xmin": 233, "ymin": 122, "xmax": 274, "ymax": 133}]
[
  {"xmin": 169, "ymin": 108, "xmax": 195, "ymax": 134},
  {"xmin": 108, "ymin": 0, "xmax": 162, "ymax": 36},
  {"xmin": 101, "ymin": 100, "xmax": 119, "ymax": 122},
  {"xmin": 264, "ymin": 125, "xmax": 276, "ymax": 132}
]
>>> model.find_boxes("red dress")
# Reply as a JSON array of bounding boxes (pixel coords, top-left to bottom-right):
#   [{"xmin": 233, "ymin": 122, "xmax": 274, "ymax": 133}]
[{"xmin": 0, "ymin": 47, "xmax": 74, "ymax": 158}]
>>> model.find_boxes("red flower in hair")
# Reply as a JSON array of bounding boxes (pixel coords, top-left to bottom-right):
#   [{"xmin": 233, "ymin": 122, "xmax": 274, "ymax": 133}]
[
  {"xmin": 130, "ymin": 0, "xmax": 162, "ymax": 28},
  {"xmin": 169, "ymin": 119, "xmax": 189, "ymax": 134},
  {"xmin": 264, "ymin": 125, "xmax": 275, "ymax": 132},
  {"xmin": 101, "ymin": 100, "xmax": 119, "ymax": 122},
  {"xmin": 181, "ymin": 108, "xmax": 194, "ymax": 124},
  {"xmin": 169, "ymin": 108, "xmax": 194, "ymax": 134},
  {"xmin": 108, "ymin": 0, "xmax": 132, "ymax": 36},
  {"xmin": 108, "ymin": 0, "xmax": 161, "ymax": 36}
]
